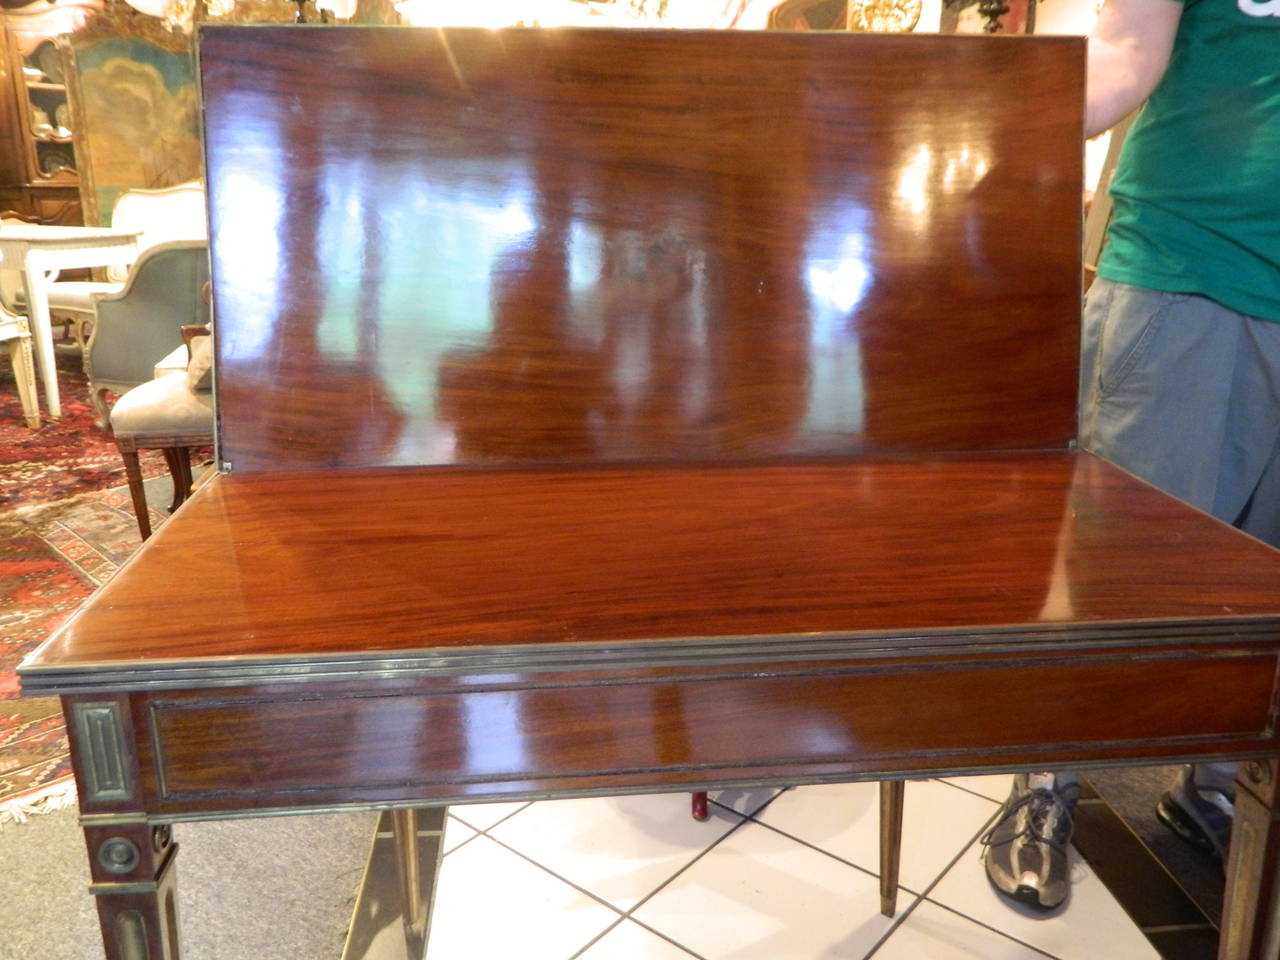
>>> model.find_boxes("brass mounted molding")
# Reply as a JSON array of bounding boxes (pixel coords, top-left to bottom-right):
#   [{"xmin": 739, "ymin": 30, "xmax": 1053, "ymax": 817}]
[{"xmin": 71, "ymin": 700, "xmax": 135, "ymax": 803}]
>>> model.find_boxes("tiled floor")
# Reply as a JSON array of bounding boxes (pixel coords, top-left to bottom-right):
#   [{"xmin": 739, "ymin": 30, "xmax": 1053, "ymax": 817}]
[{"xmin": 420, "ymin": 776, "xmax": 1162, "ymax": 960}]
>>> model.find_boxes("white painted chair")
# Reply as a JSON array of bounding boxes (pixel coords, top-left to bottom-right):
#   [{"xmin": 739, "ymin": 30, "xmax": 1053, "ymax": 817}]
[
  {"xmin": 0, "ymin": 298, "xmax": 39, "ymax": 429},
  {"xmin": 0, "ymin": 224, "xmax": 42, "ymax": 429}
]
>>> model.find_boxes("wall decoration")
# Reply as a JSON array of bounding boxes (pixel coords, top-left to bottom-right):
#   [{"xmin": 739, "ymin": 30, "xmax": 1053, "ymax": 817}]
[{"xmin": 62, "ymin": 21, "xmax": 200, "ymax": 224}]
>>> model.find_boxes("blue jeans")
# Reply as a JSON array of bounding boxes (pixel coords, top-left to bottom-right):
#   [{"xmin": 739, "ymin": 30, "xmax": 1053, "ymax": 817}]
[{"xmin": 1080, "ymin": 278, "xmax": 1280, "ymax": 548}]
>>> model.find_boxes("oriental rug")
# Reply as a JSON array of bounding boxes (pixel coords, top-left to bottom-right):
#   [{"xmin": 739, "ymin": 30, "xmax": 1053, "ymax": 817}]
[{"xmin": 0, "ymin": 348, "xmax": 168, "ymax": 823}]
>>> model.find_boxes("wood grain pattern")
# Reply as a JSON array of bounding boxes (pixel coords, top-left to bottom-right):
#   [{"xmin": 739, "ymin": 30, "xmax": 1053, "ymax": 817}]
[
  {"xmin": 131, "ymin": 651, "xmax": 1279, "ymax": 814},
  {"xmin": 199, "ymin": 27, "xmax": 1084, "ymax": 471},
  {"xmin": 24, "ymin": 451, "xmax": 1280, "ymax": 682}
]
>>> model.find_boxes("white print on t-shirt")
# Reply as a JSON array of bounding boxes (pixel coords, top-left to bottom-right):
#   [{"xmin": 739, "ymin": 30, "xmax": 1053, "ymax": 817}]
[{"xmin": 1239, "ymin": 0, "xmax": 1280, "ymax": 16}]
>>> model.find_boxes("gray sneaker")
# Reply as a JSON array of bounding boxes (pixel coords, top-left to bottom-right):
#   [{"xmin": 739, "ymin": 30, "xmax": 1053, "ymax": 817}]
[
  {"xmin": 981, "ymin": 772, "xmax": 1080, "ymax": 910},
  {"xmin": 1155, "ymin": 764, "xmax": 1234, "ymax": 860}
]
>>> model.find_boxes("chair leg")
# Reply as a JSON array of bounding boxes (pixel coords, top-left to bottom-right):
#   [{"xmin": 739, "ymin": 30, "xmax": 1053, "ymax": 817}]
[
  {"xmin": 89, "ymin": 385, "xmax": 112, "ymax": 430},
  {"xmin": 162, "ymin": 447, "xmax": 194, "ymax": 511},
  {"xmin": 879, "ymin": 780, "xmax": 905, "ymax": 917},
  {"xmin": 6, "ymin": 336, "xmax": 40, "ymax": 429},
  {"xmin": 118, "ymin": 444, "xmax": 152, "ymax": 540},
  {"xmin": 691, "ymin": 791, "xmax": 709, "ymax": 821}
]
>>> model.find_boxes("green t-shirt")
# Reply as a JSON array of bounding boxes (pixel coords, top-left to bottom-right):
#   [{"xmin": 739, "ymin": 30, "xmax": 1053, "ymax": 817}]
[{"xmin": 1097, "ymin": 0, "xmax": 1280, "ymax": 321}]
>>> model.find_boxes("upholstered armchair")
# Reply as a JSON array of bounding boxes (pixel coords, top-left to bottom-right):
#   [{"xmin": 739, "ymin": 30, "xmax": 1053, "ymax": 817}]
[
  {"xmin": 82, "ymin": 240, "xmax": 210, "ymax": 428},
  {"xmin": 110, "ymin": 325, "xmax": 214, "ymax": 540},
  {"xmin": 43, "ymin": 182, "xmax": 207, "ymax": 344}
]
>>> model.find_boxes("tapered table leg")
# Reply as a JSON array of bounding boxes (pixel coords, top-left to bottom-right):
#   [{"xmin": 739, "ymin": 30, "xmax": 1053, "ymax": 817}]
[
  {"xmin": 82, "ymin": 818, "xmax": 181, "ymax": 960},
  {"xmin": 63, "ymin": 694, "xmax": 181, "ymax": 959},
  {"xmin": 343, "ymin": 808, "xmax": 445, "ymax": 960},
  {"xmin": 1219, "ymin": 758, "xmax": 1280, "ymax": 960},
  {"xmin": 880, "ymin": 780, "xmax": 905, "ymax": 917}
]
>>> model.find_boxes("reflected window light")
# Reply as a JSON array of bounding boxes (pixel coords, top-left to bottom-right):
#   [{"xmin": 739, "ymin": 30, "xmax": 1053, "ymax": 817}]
[
  {"xmin": 213, "ymin": 169, "xmax": 284, "ymax": 359},
  {"xmin": 463, "ymin": 691, "xmax": 530, "ymax": 775},
  {"xmin": 477, "ymin": 198, "xmax": 535, "ymax": 238},
  {"xmin": 803, "ymin": 223, "xmax": 868, "ymax": 437},
  {"xmin": 894, "ymin": 143, "xmax": 933, "ymax": 217},
  {"xmin": 806, "ymin": 256, "xmax": 869, "ymax": 316}
]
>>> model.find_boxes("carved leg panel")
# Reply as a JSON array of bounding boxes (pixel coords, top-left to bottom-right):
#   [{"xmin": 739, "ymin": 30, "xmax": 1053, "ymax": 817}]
[
  {"xmin": 64, "ymin": 696, "xmax": 182, "ymax": 960},
  {"xmin": 84, "ymin": 821, "xmax": 181, "ymax": 960},
  {"xmin": 1219, "ymin": 758, "xmax": 1280, "ymax": 960}
]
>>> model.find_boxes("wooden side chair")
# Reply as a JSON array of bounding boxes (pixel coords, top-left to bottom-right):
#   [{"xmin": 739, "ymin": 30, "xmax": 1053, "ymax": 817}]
[{"xmin": 109, "ymin": 325, "xmax": 214, "ymax": 540}]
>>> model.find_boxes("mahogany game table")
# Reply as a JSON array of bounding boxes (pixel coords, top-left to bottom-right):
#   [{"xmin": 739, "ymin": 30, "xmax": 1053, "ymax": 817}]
[{"xmin": 21, "ymin": 27, "xmax": 1280, "ymax": 960}]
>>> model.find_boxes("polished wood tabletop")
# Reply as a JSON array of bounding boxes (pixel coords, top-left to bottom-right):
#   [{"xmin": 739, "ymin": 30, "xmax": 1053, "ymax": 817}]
[
  {"xmin": 200, "ymin": 27, "xmax": 1084, "ymax": 472},
  {"xmin": 24, "ymin": 451, "xmax": 1280, "ymax": 688}
]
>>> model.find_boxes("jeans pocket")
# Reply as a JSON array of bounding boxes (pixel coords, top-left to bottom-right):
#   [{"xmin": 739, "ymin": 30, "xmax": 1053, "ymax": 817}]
[{"xmin": 1096, "ymin": 286, "xmax": 1185, "ymax": 400}]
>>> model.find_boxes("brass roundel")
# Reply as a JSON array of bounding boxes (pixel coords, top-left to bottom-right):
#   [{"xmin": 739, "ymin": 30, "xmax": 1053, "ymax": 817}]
[
  {"xmin": 99, "ymin": 837, "xmax": 141, "ymax": 875},
  {"xmin": 846, "ymin": 0, "xmax": 923, "ymax": 32}
]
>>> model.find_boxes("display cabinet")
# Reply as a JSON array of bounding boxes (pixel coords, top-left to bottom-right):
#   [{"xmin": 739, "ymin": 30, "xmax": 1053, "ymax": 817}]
[{"xmin": 0, "ymin": 20, "xmax": 80, "ymax": 223}]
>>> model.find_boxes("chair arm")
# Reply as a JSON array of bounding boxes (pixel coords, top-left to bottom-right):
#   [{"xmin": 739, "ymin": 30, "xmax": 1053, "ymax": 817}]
[
  {"xmin": 89, "ymin": 240, "xmax": 209, "ymax": 308},
  {"xmin": 85, "ymin": 242, "xmax": 212, "ymax": 390}
]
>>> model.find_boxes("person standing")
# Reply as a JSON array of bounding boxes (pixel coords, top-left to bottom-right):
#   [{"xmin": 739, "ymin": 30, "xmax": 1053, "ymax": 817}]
[{"xmin": 982, "ymin": 0, "xmax": 1280, "ymax": 910}]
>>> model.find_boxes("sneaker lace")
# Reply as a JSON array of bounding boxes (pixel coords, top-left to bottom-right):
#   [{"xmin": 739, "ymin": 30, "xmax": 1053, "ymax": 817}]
[{"xmin": 980, "ymin": 783, "xmax": 1080, "ymax": 851}]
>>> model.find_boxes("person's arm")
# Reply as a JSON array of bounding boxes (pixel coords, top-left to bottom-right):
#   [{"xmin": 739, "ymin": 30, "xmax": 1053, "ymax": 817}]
[{"xmin": 1086, "ymin": 0, "xmax": 1184, "ymax": 137}]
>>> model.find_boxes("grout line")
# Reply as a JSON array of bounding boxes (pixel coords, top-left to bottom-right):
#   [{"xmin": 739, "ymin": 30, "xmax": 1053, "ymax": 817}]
[
  {"xmin": 564, "ymin": 917, "xmax": 627, "ymax": 960},
  {"xmin": 914, "ymin": 898, "xmax": 1064, "ymax": 960},
  {"xmin": 743, "ymin": 814, "xmax": 892, "ymax": 887},
  {"xmin": 473, "ymin": 830, "xmax": 631, "ymax": 916},
  {"xmin": 618, "ymin": 798, "xmax": 767, "ymax": 918},
  {"xmin": 447, "ymin": 800, "xmax": 532, "ymax": 834},
  {"xmin": 933, "ymin": 776, "xmax": 1007, "ymax": 805},
  {"xmin": 625, "ymin": 915, "xmax": 711, "ymax": 960}
]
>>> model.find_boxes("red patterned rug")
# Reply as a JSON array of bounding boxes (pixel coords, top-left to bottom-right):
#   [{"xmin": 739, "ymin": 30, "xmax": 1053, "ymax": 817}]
[
  {"xmin": 0, "ymin": 347, "xmax": 169, "ymax": 822},
  {"xmin": 0, "ymin": 347, "xmax": 164, "ymax": 509}
]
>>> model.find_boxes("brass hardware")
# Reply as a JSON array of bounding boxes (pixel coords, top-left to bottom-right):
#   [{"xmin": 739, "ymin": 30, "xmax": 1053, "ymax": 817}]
[
  {"xmin": 99, "ymin": 837, "xmax": 142, "ymax": 875},
  {"xmin": 114, "ymin": 910, "xmax": 149, "ymax": 960},
  {"xmin": 72, "ymin": 701, "xmax": 134, "ymax": 802},
  {"xmin": 1247, "ymin": 760, "xmax": 1272, "ymax": 787},
  {"xmin": 151, "ymin": 825, "xmax": 172, "ymax": 853}
]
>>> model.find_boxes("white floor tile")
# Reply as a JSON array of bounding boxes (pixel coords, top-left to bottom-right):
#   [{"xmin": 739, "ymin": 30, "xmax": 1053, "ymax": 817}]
[
  {"xmin": 874, "ymin": 901, "xmax": 1053, "ymax": 959},
  {"xmin": 927, "ymin": 836, "xmax": 1159, "ymax": 960},
  {"xmin": 576, "ymin": 919, "xmax": 701, "ymax": 959},
  {"xmin": 632, "ymin": 820, "xmax": 896, "ymax": 959},
  {"xmin": 707, "ymin": 786, "xmax": 783, "ymax": 817},
  {"xmin": 489, "ymin": 793, "xmax": 743, "ymax": 910},
  {"xmin": 424, "ymin": 834, "xmax": 619, "ymax": 960},
  {"xmin": 755, "ymin": 780, "xmax": 999, "ymax": 893},
  {"xmin": 442, "ymin": 814, "xmax": 475, "ymax": 854},
  {"xmin": 939, "ymin": 774, "xmax": 1015, "ymax": 804},
  {"xmin": 446, "ymin": 799, "xmax": 530, "ymax": 832}
]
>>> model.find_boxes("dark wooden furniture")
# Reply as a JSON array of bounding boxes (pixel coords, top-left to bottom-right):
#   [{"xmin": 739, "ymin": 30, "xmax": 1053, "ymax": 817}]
[
  {"xmin": 21, "ymin": 27, "xmax": 1280, "ymax": 960},
  {"xmin": 0, "ymin": 19, "xmax": 80, "ymax": 224}
]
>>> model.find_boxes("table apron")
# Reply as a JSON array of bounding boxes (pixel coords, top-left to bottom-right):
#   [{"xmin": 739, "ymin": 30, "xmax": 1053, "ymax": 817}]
[{"xmin": 76, "ymin": 645, "xmax": 1280, "ymax": 818}]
